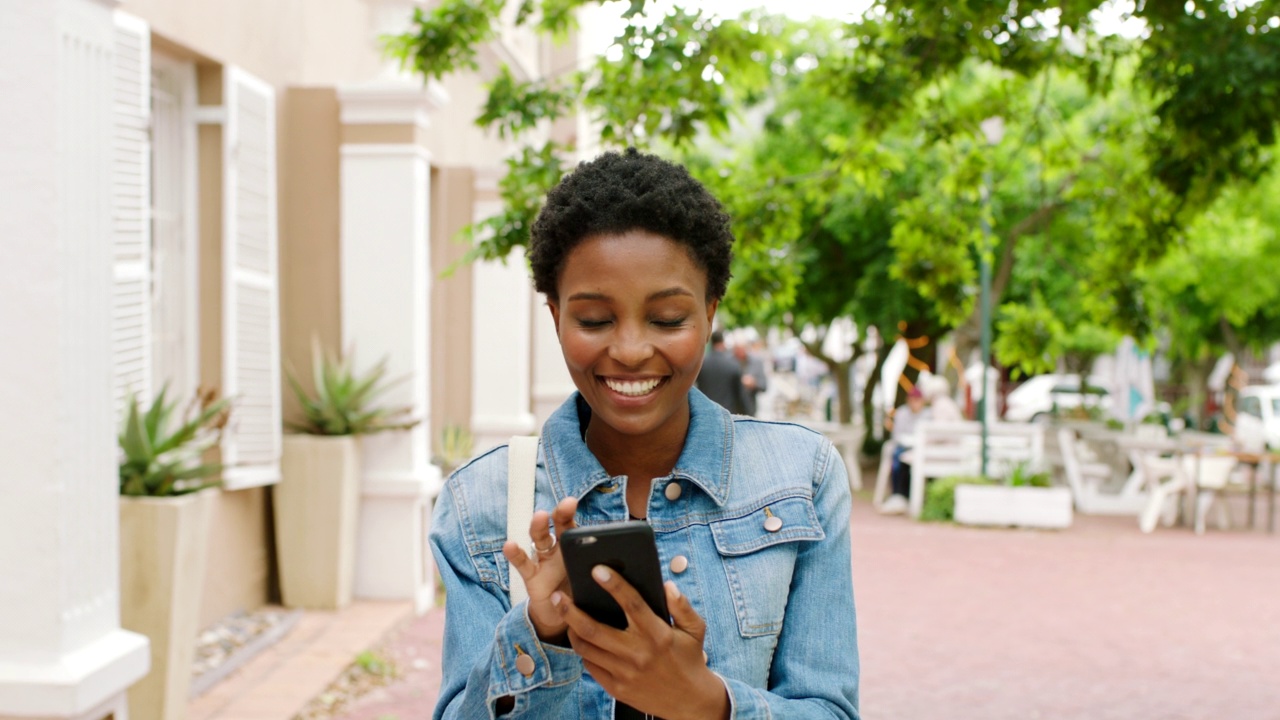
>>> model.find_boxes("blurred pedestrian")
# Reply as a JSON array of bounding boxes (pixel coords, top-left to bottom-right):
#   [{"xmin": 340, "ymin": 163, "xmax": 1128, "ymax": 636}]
[
  {"xmin": 697, "ymin": 330, "xmax": 750, "ymax": 415},
  {"xmin": 734, "ymin": 341, "xmax": 768, "ymax": 416},
  {"xmin": 880, "ymin": 386, "xmax": 931, "ymax": 514}
]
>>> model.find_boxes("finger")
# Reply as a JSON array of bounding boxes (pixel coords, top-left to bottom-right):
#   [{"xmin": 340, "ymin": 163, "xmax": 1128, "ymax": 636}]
[
  {"xmin": 551, "ymin": 496, "xmax": 579, "ymax": 537},
  {"xmin": 502, "ymin": 540, "xmax": 538, "ymax": 584},
  {"xmin": 579, "ymin": 656, "xmax": 617, "ymax": 689},
  {"xmin": 528, "ymin": 509, "xmax": 555, "ymax": 552},
  {"xmin": 554, "ymin": 590, "xmax": 624, "ymax": 651},
  {"xmin": 665, "ymin": 581, "xmax": 706, "ymax": 644},
  {"xmin": 591, "ymin": 565, "xmax": 670, "ymax": 636}
]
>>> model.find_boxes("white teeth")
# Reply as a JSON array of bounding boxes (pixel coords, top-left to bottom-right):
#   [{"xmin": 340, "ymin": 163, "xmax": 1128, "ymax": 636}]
[{"xmin": 604, "ymin": 378, "xmax": 661, "ymax": 396}]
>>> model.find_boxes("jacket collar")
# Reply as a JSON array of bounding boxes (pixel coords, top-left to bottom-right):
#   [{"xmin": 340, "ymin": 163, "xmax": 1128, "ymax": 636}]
[{"xmin": 541, "ymin": 388, "xmax": 734, "ymax": 506}]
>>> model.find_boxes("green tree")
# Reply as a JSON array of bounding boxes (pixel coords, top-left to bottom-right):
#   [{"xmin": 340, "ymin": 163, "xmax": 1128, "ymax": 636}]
[
  {"xmin": 1141, "ymin": 166, "xmax": 1280, "ymax": 423},
  {"xmin": 391, "ymin": 0, "xmax": 1280, "ymax": 400}
]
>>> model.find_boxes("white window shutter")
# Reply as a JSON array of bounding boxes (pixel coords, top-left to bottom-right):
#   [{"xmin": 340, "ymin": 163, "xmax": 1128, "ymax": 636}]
[
  {"xmin": 111, "ymin": 12, "xmax": 152, "ymax": 417},
  {"xmin": 221, "ymin": 66, "xmax": 282, "ymax": 489}
]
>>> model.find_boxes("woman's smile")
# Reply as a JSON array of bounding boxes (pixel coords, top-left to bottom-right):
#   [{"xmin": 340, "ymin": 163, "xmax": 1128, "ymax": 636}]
[{"xmin": 601, "ymin": 376, "xmax": 665, "ymax": 398}]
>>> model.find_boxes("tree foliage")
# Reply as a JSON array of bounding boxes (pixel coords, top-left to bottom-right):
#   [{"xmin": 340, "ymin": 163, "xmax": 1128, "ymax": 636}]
[{"xmin": 392, "ymin": 0, "xmax": 1280, "ymax": 388}]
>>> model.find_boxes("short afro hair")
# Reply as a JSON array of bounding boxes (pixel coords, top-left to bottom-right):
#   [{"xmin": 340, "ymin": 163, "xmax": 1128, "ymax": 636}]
[{"xmin": 529, "ymin": 148, "xmax": 734, "ymax": 301}]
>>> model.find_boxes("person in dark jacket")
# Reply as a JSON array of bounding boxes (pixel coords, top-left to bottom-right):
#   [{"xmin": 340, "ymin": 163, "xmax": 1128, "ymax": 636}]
[{"xmin": 696, "ymin": 330, "xmax": 749, "ymax": 414}]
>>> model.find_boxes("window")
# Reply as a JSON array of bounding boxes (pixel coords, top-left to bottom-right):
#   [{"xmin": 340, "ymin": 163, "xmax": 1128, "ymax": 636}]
[
  {"xmin": 150, "ymin": 55, "xmax": 200, "ymax": 403},
  {"xmin": 1239, "ymin": 396, "xmax": 1262, "ymax": 418}
]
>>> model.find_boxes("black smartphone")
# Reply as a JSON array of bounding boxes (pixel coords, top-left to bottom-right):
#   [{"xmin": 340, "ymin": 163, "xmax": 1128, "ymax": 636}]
[
  {"xmin": 559, "ymin": 521, "xmax": 670, "ymax": 720},
  {"xmin": 560, "ymin": 521, "xmax": 669, "ymax": 629}
]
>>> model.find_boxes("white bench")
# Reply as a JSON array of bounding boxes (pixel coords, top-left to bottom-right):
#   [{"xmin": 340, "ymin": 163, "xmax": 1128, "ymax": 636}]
[{"xmin": 903, "ymin": 421, "xmax": 1045, "ymax": 518}]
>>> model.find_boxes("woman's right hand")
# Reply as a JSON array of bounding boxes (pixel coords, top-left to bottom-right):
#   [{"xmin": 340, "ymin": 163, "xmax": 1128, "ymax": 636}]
[{"xmin": 502, "ymin": 496, "xmax": 579, "ymax": 644}]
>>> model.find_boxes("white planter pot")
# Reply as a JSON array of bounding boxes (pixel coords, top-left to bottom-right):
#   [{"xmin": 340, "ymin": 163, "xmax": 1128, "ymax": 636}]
[
  {"xmin": 120, "ymin": 489, "xmax": 215, "ymax": 720},
  {"xmin": 954, "ymin": 484, "xmax": 1074, "ymax": 529},
  {"xmin": 275, "ymin": 435, "xmax": 361, "ymax": 609}
]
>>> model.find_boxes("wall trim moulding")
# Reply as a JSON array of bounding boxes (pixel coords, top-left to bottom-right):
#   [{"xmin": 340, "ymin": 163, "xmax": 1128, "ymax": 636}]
[
  {"xmin": 337, "ymin": 80, "xmax": 449, "ymax": 128},
  {"xmin": 0, "ymin": 629, "xmax": 149, "ymax": 718},
  {"xmin": 472, "ymin": 413, "xmax": 538, "ymax": 437},
  {"xmin": 339, "ymin": 144, "xmax": 432, "ymax": 161},
  {"xmin": 363, "ymin": 471, "xmax": 442, "ymax": 499}
]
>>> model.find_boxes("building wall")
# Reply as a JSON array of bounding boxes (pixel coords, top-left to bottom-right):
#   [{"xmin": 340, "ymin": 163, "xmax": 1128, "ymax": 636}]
[
  {"xmin": 118, "ymin": 0, "xmax": 382, "ymax": 88},
  {"xmin": 430, "ymin": 167, "xmax": 476, "ymax": 463},
  {"xmin": 115, "ymin": 0, "xmax": 567, "ymax": 624},
  {"xmin": 279, "ymin": 87, "xmax": 343, "ymax": 424}
]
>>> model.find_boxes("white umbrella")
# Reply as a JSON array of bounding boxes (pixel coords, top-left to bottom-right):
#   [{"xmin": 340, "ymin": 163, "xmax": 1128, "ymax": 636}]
[{"xmin": 1263, "ymin": 362, "xmax": 1280, "ymax": 386}]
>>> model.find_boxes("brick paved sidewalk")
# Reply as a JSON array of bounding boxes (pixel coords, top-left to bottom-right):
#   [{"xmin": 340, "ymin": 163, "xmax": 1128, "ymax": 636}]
[{"xmin": 332, "ymin": 494, "xmax": 1280, "ymax": 719}]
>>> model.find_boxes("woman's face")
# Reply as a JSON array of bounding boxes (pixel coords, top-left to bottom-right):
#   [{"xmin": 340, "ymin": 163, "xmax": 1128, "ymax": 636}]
[{"xmin": 548, "ymin": 230, "xmax": 717, "ymax": 442}]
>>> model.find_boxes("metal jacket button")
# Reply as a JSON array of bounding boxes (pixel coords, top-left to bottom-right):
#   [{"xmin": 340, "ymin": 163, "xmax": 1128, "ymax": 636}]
[
  {"xmin": 670, "ymin": 555, "xmax": 689, "ymax": 574},
  {"xmin": 515, "ymin": 645, "xmax": 535, "ymax": 677},
  {"xmin": 664, "ymin": 483, "xmax": 683, "ymax": 501},
  {"xmin": 763, "ymin": 507, "xmax": 783, "ymax": 532}
]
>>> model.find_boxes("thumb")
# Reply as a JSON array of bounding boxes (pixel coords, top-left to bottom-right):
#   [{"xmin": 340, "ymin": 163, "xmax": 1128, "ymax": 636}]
[{"xmin": 666, "ymin": 581, "xmax": 705, "ymax": 643}]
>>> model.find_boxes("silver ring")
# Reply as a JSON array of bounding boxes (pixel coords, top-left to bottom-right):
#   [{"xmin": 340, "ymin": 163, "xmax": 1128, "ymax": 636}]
[{"xmin": 533, "ymin": 535, "xmax": 557, "ymax": 557}]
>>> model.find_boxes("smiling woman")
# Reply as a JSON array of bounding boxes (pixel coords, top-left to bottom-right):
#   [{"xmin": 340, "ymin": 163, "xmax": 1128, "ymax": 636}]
[{"xmin": 428, "ymin": 149, "xmax": 861, "ymax": 720}]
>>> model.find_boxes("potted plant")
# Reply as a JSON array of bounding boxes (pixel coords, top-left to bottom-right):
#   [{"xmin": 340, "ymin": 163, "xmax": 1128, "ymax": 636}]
[
  {"xmin": 118, "ymin": 386, "xmax": 232, "ymax": 720},
  {"xmin": 433, "ymin": 422, "xmax": 475, "ymax": 477},
  {"xmin": 953, "ymin": 463, "xmax": 1074, "ymax": 529},
  {"xmin": 276, "ymin": 340, "xmax": 417, "ymax": 610}
]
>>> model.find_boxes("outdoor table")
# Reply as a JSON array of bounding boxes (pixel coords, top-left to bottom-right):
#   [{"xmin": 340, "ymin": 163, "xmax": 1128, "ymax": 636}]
[
  {"xmin": 1214, "ymin": 449, "xmax": 1279, "ymax": 533},
  {"xmin": 1115, "ymin": 435, "xmax": 1179, "ymax": 496},
  {"xmin": 1131, "ymin": 436, "xmax": 1229, "ymax": 532}
]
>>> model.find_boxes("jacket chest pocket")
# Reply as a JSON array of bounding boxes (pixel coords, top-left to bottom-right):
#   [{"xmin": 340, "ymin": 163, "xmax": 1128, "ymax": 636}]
[{"xmin": 709, "ymin": 495, "xmax": 824, "ymax": 638}]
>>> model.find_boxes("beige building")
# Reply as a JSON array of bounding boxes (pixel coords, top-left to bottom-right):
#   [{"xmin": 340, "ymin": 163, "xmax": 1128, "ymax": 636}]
[{"xmin": 0, "ymin": 0, "xmax": 579, "ymax": 717}]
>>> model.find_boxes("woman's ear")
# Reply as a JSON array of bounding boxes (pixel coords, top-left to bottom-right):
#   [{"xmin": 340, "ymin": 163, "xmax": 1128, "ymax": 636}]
[
  {"xmin": 705, "ymin": 299, "xmax": 719, "ymax": 343},
  {"xmin": 547, "ymin": 299, "xmax": 562, "ymax": 336}
]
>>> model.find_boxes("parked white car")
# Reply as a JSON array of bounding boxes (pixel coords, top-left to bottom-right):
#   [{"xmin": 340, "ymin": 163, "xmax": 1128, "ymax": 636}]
[
  {"xmin": 1237, "ymin": 385, "xmax": 1280, "ymax": 449},
  {"xmin": 1003, "ymin": 373, "xmax": 1112, "ymax": 423}
]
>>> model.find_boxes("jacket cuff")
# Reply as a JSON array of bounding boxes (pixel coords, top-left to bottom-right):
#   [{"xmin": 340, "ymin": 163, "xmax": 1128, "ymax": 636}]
[
  {"xmin": 718, "ymin": 672, "xmax": 767, "ymax": 719},
  {"xmin": 488, "ymin": 600, "xmax": 584, "ymax": 705}
]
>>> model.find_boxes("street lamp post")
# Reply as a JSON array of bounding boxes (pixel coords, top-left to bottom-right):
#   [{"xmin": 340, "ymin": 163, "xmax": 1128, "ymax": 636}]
[{"xmin": 978, "ymin": 116, "xmax": 1005, "ymax": 479}]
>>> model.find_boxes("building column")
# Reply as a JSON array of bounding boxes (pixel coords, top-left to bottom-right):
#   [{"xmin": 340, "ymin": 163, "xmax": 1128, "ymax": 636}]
[
  {"xmin": 533, "ymin": 295, "xmax": 576, "ymax": 430},
  {"xmin": 0, "ymin": 1, "xmax": 150, "ymax": 718},
  {"xmin": 337, "ymin": 79, "xmax": 447, "ymax": 613},
  {"xmin": 470, "ymin": 170, "xmax": 538, "ymax": 452}
]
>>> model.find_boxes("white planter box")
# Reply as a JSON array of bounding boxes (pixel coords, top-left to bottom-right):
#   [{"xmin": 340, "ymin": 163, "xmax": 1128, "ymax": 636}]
[
  {"xmin": 120, "ymin": 489, "xmax": 215, "ymax": 720},
  {"xmin": 275, "ymin": 435, "xmax": 361, "ymax": 609},
  {"xmin": 954, "ymin": 484, "xmax": 1074, "ymax": 529}
]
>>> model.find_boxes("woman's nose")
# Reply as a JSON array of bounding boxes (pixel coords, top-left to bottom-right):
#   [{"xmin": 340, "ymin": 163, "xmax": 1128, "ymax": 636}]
[{"xmin": 608, "ymin": 325, "xmax": 655, "ymax": 367}]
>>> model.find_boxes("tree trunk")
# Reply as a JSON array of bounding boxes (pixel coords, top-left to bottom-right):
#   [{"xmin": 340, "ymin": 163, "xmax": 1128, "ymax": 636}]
[
  {"xmin": 796, "ymin": 323, "xmax": 863, "ymax": 426},
  {"xmin": 954, "ymin": 196, "xmax": 1072, "ymax": 367},
  {"xmin": 825, "ymin": 357, "xmax": 856, "ymax": 424},
  {"xmin": 863, "ymin": 339, "xmax": 892, "ymax": 442}
]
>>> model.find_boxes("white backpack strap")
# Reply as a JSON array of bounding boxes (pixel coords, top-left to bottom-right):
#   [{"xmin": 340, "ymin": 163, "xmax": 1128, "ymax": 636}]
[{"xmin": 506, "ymin": 435, "xmax": 539, "ymax": 605}]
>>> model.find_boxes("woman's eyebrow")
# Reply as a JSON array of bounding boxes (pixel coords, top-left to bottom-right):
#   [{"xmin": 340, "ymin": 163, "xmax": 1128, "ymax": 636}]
[
  {"xmin": 565, "ymin": 287, "xmax": 693, "ymax": 303},
  {"xmin": 647, "ymin": 287, "xmax": 694, "ymax": 301},
  {"xmin": 566, "ymin": 291, "xmax": 609, "ymax": 302}
]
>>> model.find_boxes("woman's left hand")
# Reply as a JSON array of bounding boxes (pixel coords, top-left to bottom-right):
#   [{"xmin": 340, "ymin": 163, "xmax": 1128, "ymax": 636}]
[{"xmin": 553, "ymin": 570, "xmax": 730, "ymax": 720}]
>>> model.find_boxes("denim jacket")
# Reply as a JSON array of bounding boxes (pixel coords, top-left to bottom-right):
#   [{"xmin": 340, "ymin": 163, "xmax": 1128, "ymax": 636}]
[{"xmin": 429, "ymin": 389, "xmax": 860, "ymax": 719}]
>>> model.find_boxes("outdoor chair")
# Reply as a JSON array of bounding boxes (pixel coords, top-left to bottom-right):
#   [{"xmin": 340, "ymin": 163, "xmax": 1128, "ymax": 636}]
[
  {"xmin": 1138, "ymin": 454, "xmax": 1239, "ymax": 534},
  {"xmin": 1058, "ymin": 428, "xmax": 1148, "ymax": 515}
]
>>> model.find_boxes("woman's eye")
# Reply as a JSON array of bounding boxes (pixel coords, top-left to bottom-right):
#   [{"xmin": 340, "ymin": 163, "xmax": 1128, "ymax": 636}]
[
  {"xmin": 577, "ymin": 318, "xmax": 611, "ymax": 329},
  {"xmin": 653, "ymin": 317, "xmax": 687, "ymax": 328}
]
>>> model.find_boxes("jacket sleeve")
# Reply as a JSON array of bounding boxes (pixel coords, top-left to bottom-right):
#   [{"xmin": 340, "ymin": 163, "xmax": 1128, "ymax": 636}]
[
  {"xmin": 719, "ymin": 441, "xmax": 861, "ymax": 719},
  {"xmin": 429, "ymin": 480, "xmax": 585, "ymax": 719}
]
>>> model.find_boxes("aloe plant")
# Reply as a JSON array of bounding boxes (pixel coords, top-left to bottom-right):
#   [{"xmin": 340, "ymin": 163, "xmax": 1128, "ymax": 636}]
[
  {"xmin": 286, "ymin": 339, "xmax": 419, "ymax": 436},
  {"xmin": 434, "ymin": 423, "xmax": 475, "ymax": 474},
  {"xmin": 119, "ymin": 386, "xmax": 233, "ymax": 497}
]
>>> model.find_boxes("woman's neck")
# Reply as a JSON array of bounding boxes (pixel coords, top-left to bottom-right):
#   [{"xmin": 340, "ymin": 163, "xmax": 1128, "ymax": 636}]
[{"xmin": 585, "ymin": 411, "xmax": 689, "ymax": 518}]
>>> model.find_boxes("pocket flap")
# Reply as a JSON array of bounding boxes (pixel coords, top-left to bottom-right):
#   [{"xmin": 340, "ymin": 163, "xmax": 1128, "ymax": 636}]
[{"xmin": 711, "ymin": 495, "xmax": 825, "ymax": 556}]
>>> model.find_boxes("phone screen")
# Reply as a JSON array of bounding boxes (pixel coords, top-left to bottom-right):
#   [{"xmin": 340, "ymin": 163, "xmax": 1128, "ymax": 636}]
[{"xmin": 559, "ymin": 521, "xmax": 670, "ymax": 629}]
